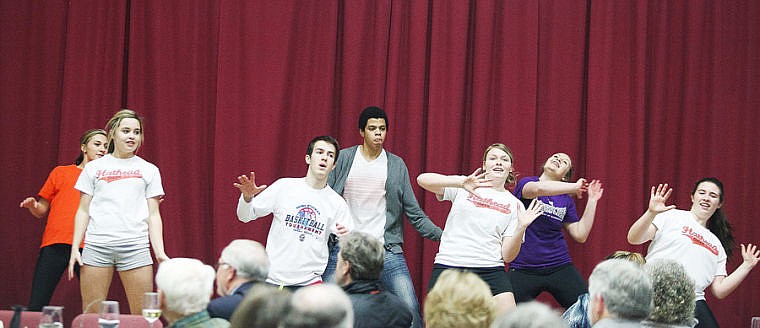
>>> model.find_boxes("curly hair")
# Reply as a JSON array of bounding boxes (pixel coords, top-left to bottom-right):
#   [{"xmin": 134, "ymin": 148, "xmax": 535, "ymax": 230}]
[
  {"xmin": 643, "ymin": 259, "xmax": 696, "ymax": 326},
  {"xmin": 424, "ymin": 270, "xmax": 496, "ymax": 328}
]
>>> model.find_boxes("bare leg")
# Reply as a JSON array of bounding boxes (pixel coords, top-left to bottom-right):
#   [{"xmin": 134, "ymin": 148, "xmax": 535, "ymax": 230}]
[
  {"xmin": 80, "ymin": 265, "xmax": 115, "ymax": 313},
  {"xmin": 119, "ymin": 265, "xmax": 154, "ymax": 314},
  {"xmin": 494, "ymin": 292, "xmax": 517, "ymax": 316}
]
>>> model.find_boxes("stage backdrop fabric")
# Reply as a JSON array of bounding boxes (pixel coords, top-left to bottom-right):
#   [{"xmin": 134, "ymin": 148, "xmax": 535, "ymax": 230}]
[{"xmin": 1, "ymin": 1, "xmax": 758, "ymax": 327}]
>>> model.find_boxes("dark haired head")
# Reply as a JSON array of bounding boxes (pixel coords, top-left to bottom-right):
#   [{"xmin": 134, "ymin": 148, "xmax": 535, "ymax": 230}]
[
  {"xmin": 75, "ymin": 129, "xmax": 107, "ymax": 165},
  {"xmin": 539, "ymin": 153, "xmax": 574, "ymax": 182},
  {"xmin": 306, "ymin": 136, "xmax": 340, "ymax": 161},
  {"xmin": 691, "ymin": 177, "xmax": 735, "ymax": 258},
  {"xmin": 358, "ymin": 106, "xmax": 388, "ymax": 131}
]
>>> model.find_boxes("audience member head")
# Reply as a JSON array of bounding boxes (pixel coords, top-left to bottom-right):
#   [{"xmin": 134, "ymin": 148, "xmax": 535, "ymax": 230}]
[
  {"xmin": 155, "ymin": 258, "xmax": 216, "ymax": 321},
  {"xmin": 491, "ymin": 301, "xmax": 567, "ymax": 328},
  {"xmin": 335, "ymin": 231, "xmax": 384, "ymax": 286},
  {"xmin": 642, "ymin": 259, "xmax": 696, "ymax": 327},
  {"xmin": 229, "ymin": 284, "xmax": 292, "ymax": 328},
  {"xmin": 605, "ymin": 250, "xmax": 646, "ymax": 265},
  {"xmin": 216, "ymin": 239, "xmax": 269, "ymax": 296},
  {"xmin": 424, "ymin": 269, "xmax": 496, "ymax": 328},
  {"xmin": 279, "ymin": 284, "xmax": 353, "ymax": 328},
  {"xmin": 588, "ymin": 259, "xmax": 652, "ymax": 325}
]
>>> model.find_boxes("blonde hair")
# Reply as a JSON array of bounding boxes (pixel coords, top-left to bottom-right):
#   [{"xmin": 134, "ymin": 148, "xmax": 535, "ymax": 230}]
[
  {"xmin": 105, "ymin": 109, "xmax": 143, "ymax": 153},
  {"xmin": 605, "ymin": 250, "xmax": 646, "ymax": 265},
  {"xmin": 482, "ymin": 143, "xmax": 516, "ymax": 184},
  {"xmin": 424, "ymin": 270, "xmax": 496, "ymax": 328}
]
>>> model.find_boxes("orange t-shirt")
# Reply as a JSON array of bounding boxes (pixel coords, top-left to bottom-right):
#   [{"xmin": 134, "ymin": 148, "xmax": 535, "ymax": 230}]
[{"xmin": 38, "ymin": 165, "xmax": 84, "ymax": 248}]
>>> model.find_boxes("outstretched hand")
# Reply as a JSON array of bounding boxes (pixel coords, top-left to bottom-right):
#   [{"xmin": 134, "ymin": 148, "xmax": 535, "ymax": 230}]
[
  {"xmin": 517, "ymin": 198, "xmax": 544, "ymax": 229},
  {"xmin": 234, "ymin": 171, "xmax": 268, "ymax": 202},
  {"xmin": 462, "ymin": 168, "xmax": 492, "ymax": 196},
  {"xmin": 741, "ymin": 244, "xmax": 760, "ymax": 268},
  {"xmin": 586, "ymin": 180, "xmax": 604, "ymax": 202},
  {"xmin": 648, "ymin": 183, "xmax": 676, "ymax": 214}
]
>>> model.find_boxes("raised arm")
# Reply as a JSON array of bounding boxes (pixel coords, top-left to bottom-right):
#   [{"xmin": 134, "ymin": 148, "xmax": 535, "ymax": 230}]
[
  {"xmin": 68, "ymin": 193, "xmax": 92, "ymax": 280},
  {"xmin": 710, "ymin": 243, "xmax": 760, "ymax": 299},
  {"xmin": 564, "ymin": 180, "xmax": 604, "ymax": 243},
  {"xmin": 20, "ymin": 197, "xmax": 50, "ymax": 218},
  {"xmin": 147, "ymin": 197, "xmax": 169, "ymax": 263},
  {"xmin": 521, "ymin": 178, "xmax": 587, "ymax": 199},
  {"xmin": 627, "ymin": 183, "xmax": 676, "ymax": 245},
  {"xmin": 417, "ymin": 168, "xmax": 490, "ymax": 197},
  {"xmin": 501, "ymin": 199, "xmax": 544, "ymax": 262}
]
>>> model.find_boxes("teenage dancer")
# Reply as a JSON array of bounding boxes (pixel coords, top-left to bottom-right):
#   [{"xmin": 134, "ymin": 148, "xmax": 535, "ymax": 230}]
[
  {"xmin": 68, "ymin": 109, "xmax": 169, "ymax": 314},
  {"xmin": 417, "ymin": 143, "xmax": 543, "ymax": 314},
  {"xmin": 20, "ymin": 129, "xmax": 107, "ymax": 310},
  {"xmin": 628, "ymin": 178, "xmax": 759, "ymax": 328}
]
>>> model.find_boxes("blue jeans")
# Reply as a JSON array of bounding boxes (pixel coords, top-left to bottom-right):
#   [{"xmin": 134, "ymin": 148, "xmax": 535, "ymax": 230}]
[{"xmin": 324, "ymin": 245, "xmax": 423, "ymax": 328}]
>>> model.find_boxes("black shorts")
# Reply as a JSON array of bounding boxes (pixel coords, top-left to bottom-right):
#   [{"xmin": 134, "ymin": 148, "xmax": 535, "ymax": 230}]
[{"xmin": 428, "ymin": 264, "xmax": 512, "ymax": 295}]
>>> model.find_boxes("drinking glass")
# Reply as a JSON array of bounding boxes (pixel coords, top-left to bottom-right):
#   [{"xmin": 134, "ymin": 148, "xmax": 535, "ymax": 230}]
[
  {"xmin": 98, "ymin": 301, "xmax": 120, "ymax": 328},
  {"xmin": 38, "ymin": 306, "xmax": 63, "ymax": 328},
  {"xmin": 142, "ymin": 292, "xmax": 162, "ymax": 328}
]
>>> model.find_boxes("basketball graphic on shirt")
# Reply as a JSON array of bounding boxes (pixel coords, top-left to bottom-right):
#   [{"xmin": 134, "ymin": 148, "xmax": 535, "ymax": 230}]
[
  {"xmin": 283, "ymin": 204, "xmax": 326, "ymax": 240},
  {"xmin": 298, "ymin": 206, "xmax": 317, "ymax": 221}
]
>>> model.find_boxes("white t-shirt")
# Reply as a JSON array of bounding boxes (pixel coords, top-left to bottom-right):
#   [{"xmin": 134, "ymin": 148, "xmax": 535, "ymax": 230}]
[
  {"xmin": 434, "ymin": 186, "xmax": 523, "ymax": 267},
  {"xmin": 342, "ymin": 148, "xmax": 388, "ymax": 242},
  {"xmin": 75, "ymin": 154, "xmax": 164, "ymax": 246},
  {"xmin": 236, "ymin": 177, "xmax": 353, "ymax": 286},
  {"xmin": 646, "ymin": 209, "xmax": 727, "ymax": 300}
]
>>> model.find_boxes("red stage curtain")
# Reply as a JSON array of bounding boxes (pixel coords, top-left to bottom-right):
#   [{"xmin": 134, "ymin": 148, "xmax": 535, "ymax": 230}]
[{"xmin": 1, "ymin": 1, "xmax": 758, "ymax": 327}]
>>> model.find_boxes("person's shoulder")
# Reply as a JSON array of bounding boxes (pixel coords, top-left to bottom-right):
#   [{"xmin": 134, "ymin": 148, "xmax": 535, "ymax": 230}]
[
  {"xmin": 338, "ymin": 145, "xmax": 360, "ymax": 158},
  {"xmin": 384, "ymin": 149, "xmax": 404, "ymax": 161},
  {"xmin": 323, "ymin": 184, "xmax": 348, "ymax": 201},
  {"xmin": 518, "ymin": 176, "xmax": 540, "ymax": 183},
  {"xmin": 52, "ymin": 164, "xmax": 80, "ymax": 174},
  {"xmin": 132, "ymin": 155, "xmax": 159, "ymax": 167},
  {"xmin": 343, "ymin": 145, "xmax": 360, "ymax": 152},
  {"xmin": 657, "ymin": 208, "xmax": 688, "ymax": 220}
]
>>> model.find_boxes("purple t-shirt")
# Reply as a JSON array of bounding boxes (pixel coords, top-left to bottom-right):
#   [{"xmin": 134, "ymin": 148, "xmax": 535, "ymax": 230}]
[{"xmin": 510, "ymin": 176, "xmax": 579, "ymax": 269}]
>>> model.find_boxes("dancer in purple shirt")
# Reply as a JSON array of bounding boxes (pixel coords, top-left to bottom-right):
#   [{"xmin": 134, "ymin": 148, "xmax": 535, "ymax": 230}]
[{"xmin": 508, "ymin": 152, "xmax": 603, "ymax": 308}]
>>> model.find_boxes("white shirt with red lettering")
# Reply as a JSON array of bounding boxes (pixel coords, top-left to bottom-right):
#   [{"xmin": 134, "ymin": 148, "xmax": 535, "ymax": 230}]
[
  {"xmin": 434, "ymin": 185, "xmax": 523, "ymax": 267},
  {"xmin": 647, "ymin": 209, "xmax": 727, "ymax": 300},
  {"xmin": 75, "ymin": 154, "xmax": 164, "ymax": 247}
]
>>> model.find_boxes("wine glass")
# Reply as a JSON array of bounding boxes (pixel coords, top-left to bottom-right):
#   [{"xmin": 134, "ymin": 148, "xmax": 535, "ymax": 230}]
[
  {"xmin": 98, "ymin": 300, "xmax": 120, "ymax": 328},
  {"xmin": 38, "ymin": 306, "xmax": 63, "ymax": 328},
  {"xmin": 142, "ymin": 292, "xmax": 162, "ymax": 328}
]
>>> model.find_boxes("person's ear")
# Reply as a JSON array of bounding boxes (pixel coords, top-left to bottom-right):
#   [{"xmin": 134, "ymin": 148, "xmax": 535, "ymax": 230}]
[{"xmin": 305, "ymin": 154, "xmax": 311, "ymax": 165}]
